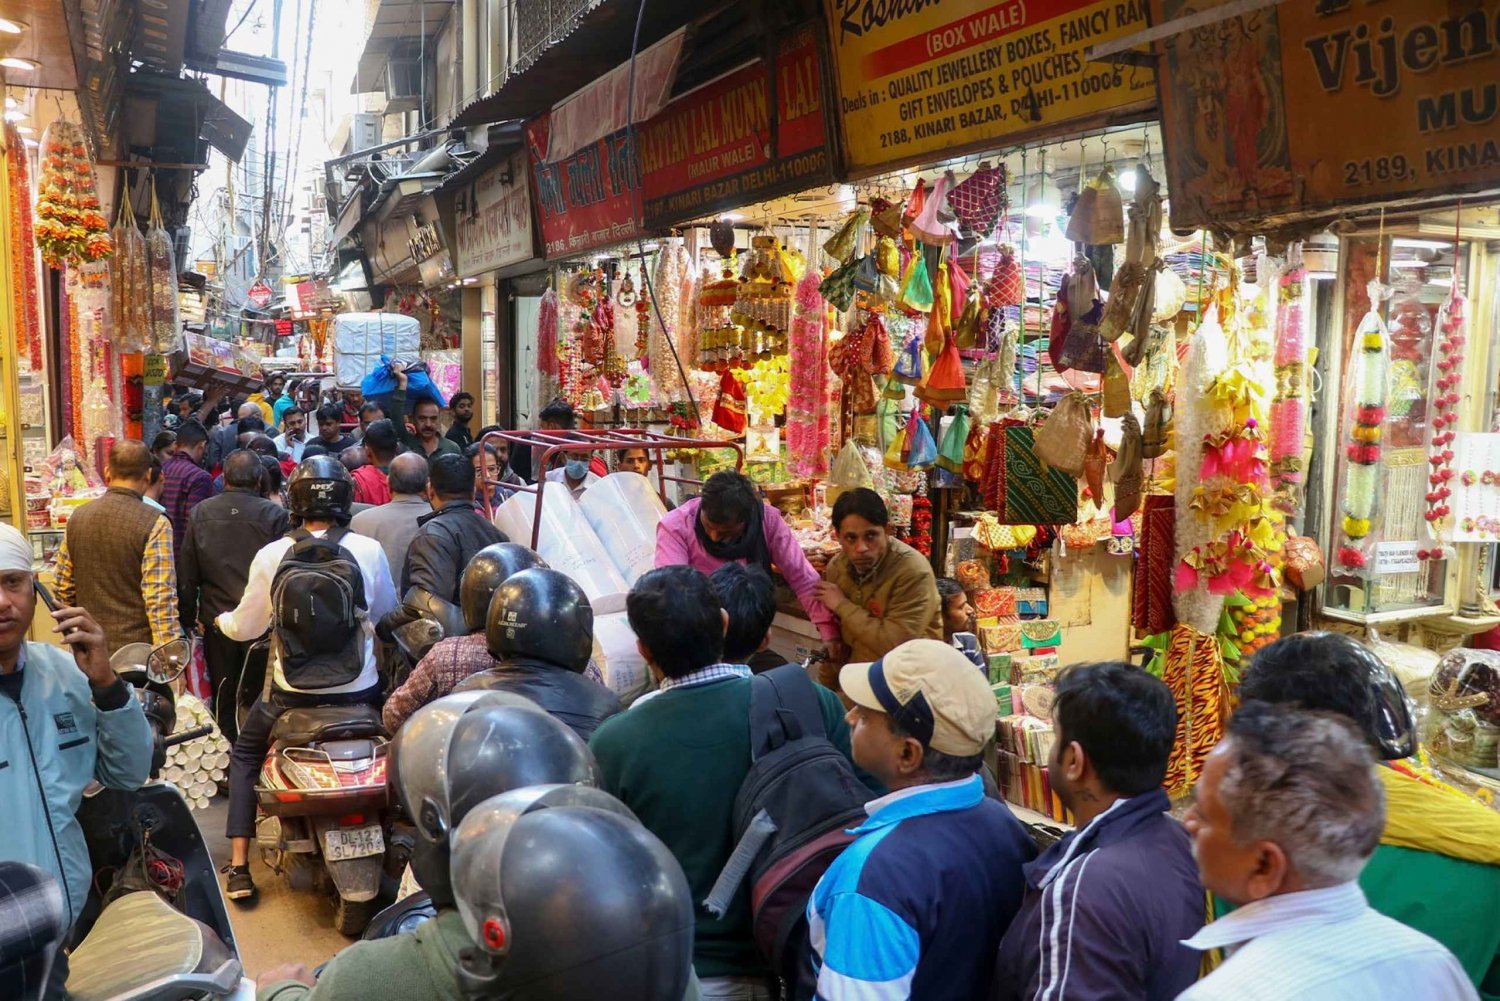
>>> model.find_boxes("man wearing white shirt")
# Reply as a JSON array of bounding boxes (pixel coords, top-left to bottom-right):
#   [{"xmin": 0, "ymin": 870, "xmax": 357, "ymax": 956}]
[
  {"xmin": 214, "ymin": 456, "xmax": 396, "ymax": 903},
  {"xmin": 1179, "ymin": 702, "xmax": 1476, "ymax": 1001},
  {"xmin": 273, "ymin": 406, "xmax": 308, "ymax": 463},
  {"xmin": 544, "ymin": 448, "xmax": 601, "ymax": 500}
]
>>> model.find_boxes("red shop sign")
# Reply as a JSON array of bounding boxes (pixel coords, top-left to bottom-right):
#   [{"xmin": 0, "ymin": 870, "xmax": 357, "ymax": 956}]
[
  {"xmin": 526, "ymin": 114, "xmax": 643, "ymax": 260},
  {"xmin": 638, "ymin": 24, "xmax": 833, "ymax": 229}
]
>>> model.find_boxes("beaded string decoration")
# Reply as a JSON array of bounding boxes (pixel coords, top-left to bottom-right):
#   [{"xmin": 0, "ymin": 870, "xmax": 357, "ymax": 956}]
[
  {"xmin": 537, "ymin": 286, "xmax": 560, "ymax": 384},
  {"xmin": 1336, "ymin": 278, "xmax": 1392, "ymax": 574}
]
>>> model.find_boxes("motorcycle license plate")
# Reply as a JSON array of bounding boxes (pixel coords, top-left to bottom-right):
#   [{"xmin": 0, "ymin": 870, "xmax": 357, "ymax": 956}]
[{"xmin": 323, "ymin": 824, "xmax": 384, "ymax": 861}]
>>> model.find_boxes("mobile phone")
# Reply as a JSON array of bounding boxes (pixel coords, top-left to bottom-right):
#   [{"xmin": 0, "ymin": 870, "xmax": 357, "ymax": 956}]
[{"xmin": 34, "ymin": 579, "xmax": 59, "ymax": 613}]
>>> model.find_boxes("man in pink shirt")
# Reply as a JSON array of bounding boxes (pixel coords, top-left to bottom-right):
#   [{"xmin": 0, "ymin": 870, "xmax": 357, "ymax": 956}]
[{"xmin": 655, "ymin": 471, "xmax": 840, "ymax": 658}]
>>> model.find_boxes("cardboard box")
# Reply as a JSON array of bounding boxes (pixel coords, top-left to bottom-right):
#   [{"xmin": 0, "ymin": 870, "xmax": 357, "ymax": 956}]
[{"xmin": 170, "ymin": 331, "xmax": 263, "ymax": 393}]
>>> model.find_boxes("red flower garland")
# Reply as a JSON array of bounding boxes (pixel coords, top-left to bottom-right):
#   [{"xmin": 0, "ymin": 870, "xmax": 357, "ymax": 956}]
[{"xmin": 5, "ymin": 124, "xmax": 42, "ymax": 368}]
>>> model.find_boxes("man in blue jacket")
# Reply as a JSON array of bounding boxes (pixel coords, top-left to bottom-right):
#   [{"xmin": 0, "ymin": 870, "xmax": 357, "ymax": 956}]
[
  {"xmin": 992, "ymin": 661, "xmax": 1205, "ymax": 1000},
  {"xmin": 809, "ymin": 639, "xmax": 1035, "ymax": 1000},
  {"xmin": 0, "ymin": 522, "xmax": 153, "ymax": 997}
]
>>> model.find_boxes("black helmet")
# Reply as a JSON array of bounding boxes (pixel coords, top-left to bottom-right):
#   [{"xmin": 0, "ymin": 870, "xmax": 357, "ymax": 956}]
[
  {"xmin": 451, "ymin": 786, "xmax": 693, "ymax": 1001},
  {"xmin": 1242, "ymin": 631, "xmax": 1415, "ymax": 760},
  {"xmin": 389, "ymin": 693, "xmax": 599, "ymax": 906},
  {"xmin": 461, "ymin": 543, "xmax": 548, "ymax": 634},
  {"xmin": 485, "ymin": 568, "xmax": 593, "ymax": 673},
  {"xmin": 287, "ymin": 454, "xmax": 355, "ymax": 523}
]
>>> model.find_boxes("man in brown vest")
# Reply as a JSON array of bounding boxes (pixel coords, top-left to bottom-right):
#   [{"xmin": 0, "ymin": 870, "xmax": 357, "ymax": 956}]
[{"xmin": 54, "ymin": 440, "xmax": 183, "ymax": 656}]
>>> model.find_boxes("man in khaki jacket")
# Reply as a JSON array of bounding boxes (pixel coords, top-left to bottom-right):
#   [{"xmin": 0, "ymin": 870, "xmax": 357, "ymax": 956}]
[{"xmin": 814, "ymin": 487, "xmax": 942, "ymax": 691}]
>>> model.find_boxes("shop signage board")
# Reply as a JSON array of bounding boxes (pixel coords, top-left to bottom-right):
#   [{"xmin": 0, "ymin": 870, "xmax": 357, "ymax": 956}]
[
  {"xmin": 638, "ymin": 25, "xmax": 835, "ymax": 228},
  {"xmin": 246, "ymin": 279, "xmax": 273, "ymax": 308},
  {"xmin": 1153, "ymin": 0, "xmax": 1500, "ymax": 231},
  {"xmin": 527, "ymin": 114, "xmax": 642, "ymax": 259},
  {"xmin": 454, "ymin": 151, "xmax": 536, "ymax": 278},
  {"xmin": 824, "ymin": 0, "xmax": 1156, "ymax": 174}
]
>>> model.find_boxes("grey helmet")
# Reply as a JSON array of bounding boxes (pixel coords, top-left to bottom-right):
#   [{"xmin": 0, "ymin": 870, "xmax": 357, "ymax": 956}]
[
  {"xmin": 388, "ymin": 694, "xmax": 599, "ymax": 906},
  {"xmin": 451, "ymin": 786, "xmax": 694, "ymax": 1001}
]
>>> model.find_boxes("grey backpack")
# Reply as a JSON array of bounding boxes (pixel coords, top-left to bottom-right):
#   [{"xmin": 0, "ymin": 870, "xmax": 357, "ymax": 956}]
[{"xmin": 704, "ymin": 664, "xmax": 868, "ymax": 999}]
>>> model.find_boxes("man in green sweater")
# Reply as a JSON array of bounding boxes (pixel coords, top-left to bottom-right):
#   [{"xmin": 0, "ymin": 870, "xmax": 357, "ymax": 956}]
[
  {"xmin": 1240, "ymin": 632, "xmax": 1500, "ymax": 999},
  {"xmin": 590, "ymin": 565, "xmax": 877, "ymax": 1000}
]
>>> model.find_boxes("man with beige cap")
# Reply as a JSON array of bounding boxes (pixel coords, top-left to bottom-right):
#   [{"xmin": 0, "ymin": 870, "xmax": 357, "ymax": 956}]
[{"xmin": 807, "ymin": 638, "xmax": 1033, "ymax": 1000}]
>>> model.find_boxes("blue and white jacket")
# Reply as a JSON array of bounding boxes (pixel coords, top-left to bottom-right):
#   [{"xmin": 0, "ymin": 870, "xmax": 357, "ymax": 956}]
[
  {"xmin": 0, "ymin": 643, "xmax": 152, "ymax": 929},
  {"xmin": 808, "ymin": 774, "xmax": 1035, "ymax": 1000},
  {"xmin": 992, "ymin": 788, "xmax": 1206, "ymax": 1001}
]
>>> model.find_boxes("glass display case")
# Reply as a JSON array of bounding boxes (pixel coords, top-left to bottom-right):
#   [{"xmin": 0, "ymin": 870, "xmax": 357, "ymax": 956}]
[{"xmin": 1323, "ymin": 230, "xmax": 1488, "ymax": 621}]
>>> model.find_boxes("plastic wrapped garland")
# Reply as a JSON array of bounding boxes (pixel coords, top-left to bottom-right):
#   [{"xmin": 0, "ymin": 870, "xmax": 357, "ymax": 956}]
[
  {"xmin": 1336, "ymin": 281, "xmax": 1392, "ymax": 575},
  {"xmin": 1269, "ymin": 254, "xmax": 1308, "ymax": 519},
  {"xmin": 108, "ymin": 207, "xmax": 150, "ymax": 353},
  {"xmin": 145, "ymin": 185, "xmax": 179, "ymax": 354}
]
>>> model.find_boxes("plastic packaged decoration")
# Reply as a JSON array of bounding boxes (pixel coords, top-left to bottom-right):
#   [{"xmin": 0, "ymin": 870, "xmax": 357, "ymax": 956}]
[{"xmin": 1335, "ymin": 280, "xmax": 1392, "ymax": 576}]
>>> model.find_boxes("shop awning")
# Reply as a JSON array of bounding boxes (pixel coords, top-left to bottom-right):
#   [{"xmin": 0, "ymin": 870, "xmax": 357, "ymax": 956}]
[
  {"xmin": 448, "ymin": 0, "xmax": 704, "ymax": 127},
  {"xmin": 541, "ymin": 27, "xmax": 687, "ymax": 164}
]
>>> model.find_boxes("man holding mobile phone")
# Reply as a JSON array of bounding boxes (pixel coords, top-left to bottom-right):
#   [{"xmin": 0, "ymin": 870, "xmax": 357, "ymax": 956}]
[{"xmin": 0, "ymin": 521, "xmax": 153, "ymax": 1000}]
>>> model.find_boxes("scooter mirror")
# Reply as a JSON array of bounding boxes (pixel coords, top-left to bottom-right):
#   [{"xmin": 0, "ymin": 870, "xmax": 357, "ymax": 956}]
[{"xmin": 146, "ymin": 638, "xmax": 192, "ymax": 685}]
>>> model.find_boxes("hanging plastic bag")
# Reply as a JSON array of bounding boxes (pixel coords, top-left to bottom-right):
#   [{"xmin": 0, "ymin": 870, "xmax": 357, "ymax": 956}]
[
  {"xmin": 823, "ymin": 207, "xmax": 868, "ymax": 265},
  {"xmin": 949, "ymin": 164, "xmax": 1006, "ymax": 239},
  {"xmin": 145, "ymin": 181, "xmax": 179, "ymax": 355},
  {"xmin": 1033, "ymin": 393, "xmax": 1094, "ymax": 476},
  {"xmin": 936, "ymin": 404, "xmax": 970, "ymax": 473},
  {"xmin": 109, "ymin": 197, "xmax": 150, "ymax": 353},
  {"xmin": 910, "ymin": 170, "xmax": 959, "ymax": 246},
  {"xmin": 955, "ymin": 291, "xmax": 984, "ymax": 350},
  {"xmin": 829, "ymin": 438, "xmax": 874, "ymax": 506},
  {"xmin": 1065, "ymin": 166, "xmax": 1125, "ymax": 246},
  {"xmin": 906, "ymin": 410, "xmax": 939, "ymax": 468},
  {"xmin": 898, "ymin": 252, "xmax": 934, "ymax": 313}
]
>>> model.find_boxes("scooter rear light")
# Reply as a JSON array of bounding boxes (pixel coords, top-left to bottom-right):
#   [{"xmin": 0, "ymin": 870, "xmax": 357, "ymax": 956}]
[
  {"xmin": 338, "ymin": 814, "xmax": 366, "ymax": 826},
  {"xmin": 275, "ymin": 791, "xmax": 305, "ymax": 803}
]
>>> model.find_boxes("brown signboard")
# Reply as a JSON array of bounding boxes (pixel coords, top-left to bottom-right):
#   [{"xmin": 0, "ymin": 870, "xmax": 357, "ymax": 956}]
[{"xmin": 1154, "ymin": 0, "xmax": 1500, "ymax": 232}]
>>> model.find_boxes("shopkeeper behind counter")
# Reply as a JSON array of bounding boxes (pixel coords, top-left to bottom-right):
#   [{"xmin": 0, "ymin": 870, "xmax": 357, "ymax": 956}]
[{"xmin": 655, "ymin": 471, "xmax": 840, "ymax": 654}]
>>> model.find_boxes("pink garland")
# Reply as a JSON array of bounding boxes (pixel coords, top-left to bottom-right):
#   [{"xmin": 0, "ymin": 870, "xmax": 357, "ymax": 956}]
[
  {"xmin": 787, "ymin": 271, "xmax": 831, "ymax": 477},
  {"xmin": 1269, "ymin": 262, "xmax": 1307, "ymax": 509},
  {"xmin": 537, "ymin": 287, "xmax": 559, "ymax": 381}
]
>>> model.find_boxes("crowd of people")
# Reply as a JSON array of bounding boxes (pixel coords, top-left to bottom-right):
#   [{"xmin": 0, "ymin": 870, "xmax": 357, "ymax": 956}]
[{"xmin": 2, "ymin": 382, "xmax": 1499, "ymax": 1001}]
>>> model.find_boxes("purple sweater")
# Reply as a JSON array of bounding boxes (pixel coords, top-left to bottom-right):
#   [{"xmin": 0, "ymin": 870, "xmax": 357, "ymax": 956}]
[{"xmin": 654, "ymin": 497, "xmax": 838, "ymax": 643}]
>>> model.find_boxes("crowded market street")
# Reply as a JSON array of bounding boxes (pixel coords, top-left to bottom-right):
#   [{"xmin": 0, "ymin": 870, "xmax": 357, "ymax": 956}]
[{"xmin": 3, "ymin": 1, "xmax": 1500, "ymax": 1000}]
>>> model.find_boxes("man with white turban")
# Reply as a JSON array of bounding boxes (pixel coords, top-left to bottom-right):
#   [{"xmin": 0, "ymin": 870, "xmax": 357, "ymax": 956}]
[{"xmin": 0, "ymin": 522, "xmax": 152, "ymax": 998}]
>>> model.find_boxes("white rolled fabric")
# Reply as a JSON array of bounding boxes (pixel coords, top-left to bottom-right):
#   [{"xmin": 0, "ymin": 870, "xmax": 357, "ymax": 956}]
[
  {"xmin": 592, "ymin": 610, "xmax": 656, "ymax": 707},
  {"xmin": 493, "ymin": 485, "xmax": 628, "ymax": 606},
  {"xmin": 578, "ymin": 472, "xmax": 667, "ymax": 586}
]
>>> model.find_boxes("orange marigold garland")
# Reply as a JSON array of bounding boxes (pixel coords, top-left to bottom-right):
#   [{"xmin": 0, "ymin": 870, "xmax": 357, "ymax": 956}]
[
  {"xmin": 35, "ymin": 120, "xmax": 110, "ymax": 269},
  {"xmin": 5, "ymin": 124, "xmax": 43, "ymax": 368}
]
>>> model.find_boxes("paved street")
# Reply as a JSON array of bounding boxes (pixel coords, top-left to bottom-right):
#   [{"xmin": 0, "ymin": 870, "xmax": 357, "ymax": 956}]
[{"xmin": 198, "ymin": 798, "xmax": 356, "ymax": 978}]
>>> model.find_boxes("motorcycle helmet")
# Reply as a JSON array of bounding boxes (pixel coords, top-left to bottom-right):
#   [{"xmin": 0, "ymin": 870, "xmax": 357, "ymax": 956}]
[
  {"xmin": 1241, "ymin": 631, "xmax": 1415, "ymax": 760},
  {"xmin": 485, "ymin": 568, "xmax": 593, "ymax": 673},
  {"xmin": 451, "ymin": 786, "xmax": 693, "ymax": 1001},
  {"xmin": 287, "ymin": 454, "xmax": 355, "ymax": 523},
  {"xmin": 461, "ymin": 543, "xmax": 548, "ymax": 634},
  {"xmin": 389, "ymin": 693, "xmax": 599, "ymax": 906}
]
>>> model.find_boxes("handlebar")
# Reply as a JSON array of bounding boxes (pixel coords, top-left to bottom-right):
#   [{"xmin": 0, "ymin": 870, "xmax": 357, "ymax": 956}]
[{"xmin": 163, "ymin": 725, "xmax": 214, "ymax": 748}]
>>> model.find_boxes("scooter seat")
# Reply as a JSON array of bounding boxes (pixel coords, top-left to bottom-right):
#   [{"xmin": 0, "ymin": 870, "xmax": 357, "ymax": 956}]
[
  {"xmin": 67, "ymin": 891, "xmax": 241, "ymax": 1001},
  {"xmin": 272, "ymin": 704, "xmax": 386, "ymax": 746}
]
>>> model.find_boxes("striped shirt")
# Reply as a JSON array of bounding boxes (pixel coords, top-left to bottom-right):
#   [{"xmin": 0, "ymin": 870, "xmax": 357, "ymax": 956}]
[
  {"xmin": 808, "ymin": 774, "xmax": 1034, "ymax": 1000},
  {"xmin": 1180, "ymin": 881, "xmax": 1477, "ymax": 1001}
]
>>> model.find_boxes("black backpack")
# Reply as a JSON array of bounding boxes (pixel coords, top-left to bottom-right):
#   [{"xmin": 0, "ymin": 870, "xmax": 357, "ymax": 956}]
[
  {"xmin": 270, "ymin": 527, "xmax": 368, "ymax": 690},
  {"xmin": 703, "ymin": 664, "xmax": 869, "ymax": 999}
]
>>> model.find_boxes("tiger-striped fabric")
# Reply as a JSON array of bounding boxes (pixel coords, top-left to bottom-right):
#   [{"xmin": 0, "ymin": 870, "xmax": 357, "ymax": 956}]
[{"xmin": 1161, "ymin": 623, "xmax": 1234, "ymax": 798}]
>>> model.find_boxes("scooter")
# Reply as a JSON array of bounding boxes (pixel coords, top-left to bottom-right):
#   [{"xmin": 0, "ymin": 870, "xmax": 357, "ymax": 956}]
[
  {"xmin": 66, "ymin": 639, "xmax": 254, "ymax": 1000},
  {"xmin": 253, "ymin": 700, "xmax": 398, "ymax": 935}
]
